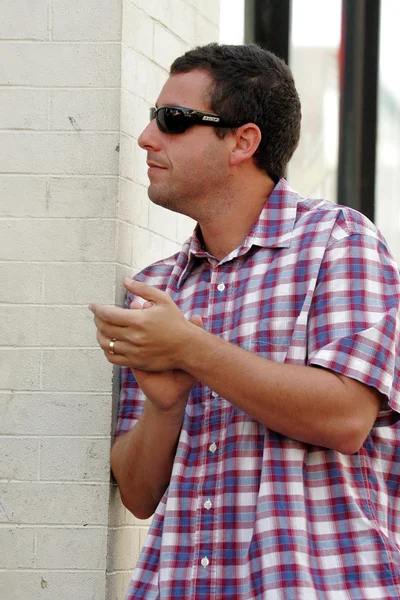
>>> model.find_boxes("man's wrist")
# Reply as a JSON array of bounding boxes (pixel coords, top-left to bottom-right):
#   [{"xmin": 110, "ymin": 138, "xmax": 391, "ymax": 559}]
[{"xmin": 178, "ymin": 321, "xmax": 210, "ymax": 375}]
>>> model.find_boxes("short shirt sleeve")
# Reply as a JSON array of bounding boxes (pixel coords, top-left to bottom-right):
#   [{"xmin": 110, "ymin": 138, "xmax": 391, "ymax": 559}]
[{"xmin": 308, "ymin": 233, "xmax": 400, "ymax": 426}]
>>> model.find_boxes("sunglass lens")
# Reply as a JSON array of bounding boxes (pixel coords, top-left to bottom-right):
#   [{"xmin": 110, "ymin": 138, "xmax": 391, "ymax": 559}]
[{"xmin": 160, "ymin": 107, "xmax": 188, "ymax": 133}]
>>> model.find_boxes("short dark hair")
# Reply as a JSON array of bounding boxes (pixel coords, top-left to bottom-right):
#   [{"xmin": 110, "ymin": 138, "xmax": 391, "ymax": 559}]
[{"xmin": 170, "ymin": 43, "xmax": 301, "ymax": 182}]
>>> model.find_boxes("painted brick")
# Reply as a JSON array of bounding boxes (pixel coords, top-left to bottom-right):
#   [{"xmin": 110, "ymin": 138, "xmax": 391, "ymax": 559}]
[
  {"xmin": 41, "ymin": 349, "xmax": 113, "ymax": 392},
  {"xmin": 195, "ymin": 0, "xmax": 221, "ymax": 25},
  {"xmin": 52, "ymin": 0, "xmax": 122, "ymax": 41},
  {"xmin": 0, "ymin": 89, "xmax": 49, "ymax": 130},
  {"xmin": 0, "ymin": 263, "xmax": 44, "ymax": 303},
  {"xmin": 195, "ymin": 12, "xmax": 219, "ymax": 45},
  {"xmin": 0, "ymin": 393, "xmax": 112, "ymax": 436},
  {"xmin": 107, "ymin": 527, "xmax": 141, "ymax": 571},
  {"xmin": 0, "ymin": 482, "xmax": 109, "ymax": 524},
  {"xmin": 128, "ymin": 0, "xmax": 169, "ymax": 23},
  {"xmin": 153, "ymin": 23, "xmax": 185, "ymax": 71},
  {"xmin": 1, "ymin": 306, "xmax": 96, "ymax": 347},
  {"xmin": 0, "ymin": 571, "xmax": 106, "ymax": 600},
  {"xmin": 122, "ymin": 1, "xmax": 153, "ymax": 58},
  {"xmin": 0, "ymin": 219, "xmax": 116, "ymax": 262},
  {"xmin": 0, "ymin": 0, "xmax": 49, "ymax": 40},
  {"xmin": 0, "ymin": 42, "xmax": 121, "ymax": 87},
  {"xmin": 0, "ymin": 350, "xmax": 41, "ymax": 391},
  {"xmin": 131, "ymin": 226, "xmax": 164, "ymax": 271},
  {"xmin": 40, "ymin": 438, "xmax": 111, "ymax": 481},
  {"xmin": 0, "ymin": 438, "xmax": 38, "ymax": 480},
  {"xmin": 164, "ymin": 0, "xmax": 196, "ymax": 45},
  {"xmin": 106, "ymin": 571, "xmax": 132, "ymax": 600},
  {"xmin": 44, "ymin": 263, "xmax": 116, "ymax": 304},
  {"xmin": 148, "ymin": 202, "xmax": 178, "ymax": 240},
  {"xmin": 162, "ymin": 237, "xmax": 183, "ymax": 260},
  {"xmin": 118, "ymin": 178, "xmax": 149, "ymax": 228},
  {"xmin": 47, "ymin": 176, "xmax": 118, "ymax": 218},
  {"xmin": 117, "ymin": 220, "xmax": 134, "ymax": 266},
  {"xmin": 36, "ymin": 526, "xmax": 108, "ymax": 569},
  {"xmin": 121, "ymin": 45, "xmax": 167, "ymax": 102},
  {"xmin": 119, "ymin": 133, "xmax": 136, "ymax": 181},
  {"xmin": 120, "ymin": 89, "xmax": 148, "ymax": 140},
  {"xmin": 0, "ymin": 132, "xmax": 119, "ymax": 175},
  {"xmin": 50, "ymin": 89, "xmax": 120, "ymax": 132},
  {"xmin": 0, "ymin": 43, "xmax": 121, "ymax": 88},
  {"xmin": 0, "ymin": 528, "xmax": 35, "ymax": 568},
  {"xmin": 0, "ymin": 176, "xmax": 47, "ymax": 218}
]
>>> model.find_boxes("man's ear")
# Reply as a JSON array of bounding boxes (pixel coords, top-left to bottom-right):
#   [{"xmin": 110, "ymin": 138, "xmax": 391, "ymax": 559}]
[{"xmin": 229, "ymin": 123, "xmax": 262, "ymax": 167}]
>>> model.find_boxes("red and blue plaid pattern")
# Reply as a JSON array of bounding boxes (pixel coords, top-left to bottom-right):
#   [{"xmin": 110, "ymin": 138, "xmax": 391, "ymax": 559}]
[{"xmin": 119, "ymin": 179, "xmax": 400, "ymax": 599}]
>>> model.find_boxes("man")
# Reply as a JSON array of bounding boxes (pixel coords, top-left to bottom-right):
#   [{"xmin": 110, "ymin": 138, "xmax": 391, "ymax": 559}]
[{"xmin": 90, "ymin": 44, "xmax": 400, "ymax": 599}]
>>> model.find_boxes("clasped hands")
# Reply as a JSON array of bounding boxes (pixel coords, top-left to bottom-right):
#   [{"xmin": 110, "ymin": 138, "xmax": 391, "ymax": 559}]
[
  {"xmin": 89, "ymin": 278, "xmax": 203, "ymax": 371},
  {"xmin": 89, "ymin": 278, "xmax": 204, "ymax": 409}
]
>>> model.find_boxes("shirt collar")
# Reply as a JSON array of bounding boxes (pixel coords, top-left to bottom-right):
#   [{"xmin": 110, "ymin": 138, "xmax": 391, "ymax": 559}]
[{"xmin": 175, "ymin": 178, "xmax": 300, "ymax": 289}]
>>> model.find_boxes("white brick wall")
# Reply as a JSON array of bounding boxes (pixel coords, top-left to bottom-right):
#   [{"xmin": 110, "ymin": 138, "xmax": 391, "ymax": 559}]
[{"xmin": 0, "ymin": 1, "xmax": 219, "ymax": 599}]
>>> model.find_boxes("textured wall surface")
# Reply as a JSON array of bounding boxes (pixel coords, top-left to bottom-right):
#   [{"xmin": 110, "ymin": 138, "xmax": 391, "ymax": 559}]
[{"xmin": 0, "ymin": 1, "xmax": 219, "ymax": 599}]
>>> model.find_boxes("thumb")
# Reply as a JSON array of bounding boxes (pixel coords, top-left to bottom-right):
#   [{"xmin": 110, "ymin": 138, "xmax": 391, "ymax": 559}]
[
  {"xmin": 189, "ymin": 314, "xmax": 204, "ymax": 328},
  {"xmin": 124, "ymin": 278, "xmax": 168, "ymax": 305}
]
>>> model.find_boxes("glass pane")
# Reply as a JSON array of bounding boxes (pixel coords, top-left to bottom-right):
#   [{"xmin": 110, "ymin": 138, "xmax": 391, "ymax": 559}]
[
  {"xmin": 288, "ymin": 0, "xmax": 342, "ymax": 202},
  {"xmin": 375, "ymin": 0, "xmax": 400, "ymax": 265}
]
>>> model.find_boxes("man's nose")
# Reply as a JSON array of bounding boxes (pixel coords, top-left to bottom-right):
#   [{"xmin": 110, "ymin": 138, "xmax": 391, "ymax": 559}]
[{"xmin": 138, "ymin": 119, "xmax": 161, "ymax": 151}]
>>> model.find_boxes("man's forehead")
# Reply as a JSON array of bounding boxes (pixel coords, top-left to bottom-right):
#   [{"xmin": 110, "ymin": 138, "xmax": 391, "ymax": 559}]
[{"xmin": 155, "ymin": 70, "xmax": 213, "ymax": 109}]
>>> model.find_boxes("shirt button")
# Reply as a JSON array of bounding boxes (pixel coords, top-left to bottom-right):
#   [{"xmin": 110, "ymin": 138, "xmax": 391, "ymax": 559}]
[
  {"xmin": 212, "ymin": 390, "xmax": 218, "ymax": 398},
  {"xmin": 204, "ymin": 499, "xmax": 212, "ymax": 510},
  {"xmin": 217, "ymin": 283, "xmax": 225, "ymax": 292},
  {"xmin": 201, "ymin": 556, "xmax": 209, "ymax": 567},
  {"xmin": 209, "ymin": 442, "xmax": 217, "ymax": 453}
]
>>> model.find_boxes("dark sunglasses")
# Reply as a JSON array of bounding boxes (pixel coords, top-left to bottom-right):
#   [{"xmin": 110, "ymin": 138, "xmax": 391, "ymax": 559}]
[{"xmin": 150, "ymin": 106, "xmax": 247, "ymax": 134}]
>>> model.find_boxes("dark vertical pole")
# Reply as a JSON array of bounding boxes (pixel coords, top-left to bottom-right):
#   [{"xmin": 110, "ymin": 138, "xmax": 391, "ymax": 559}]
[
  {"xmin": 360, "ymin": 1, "xmax": 380, "ymax": 222},
  {"xmin": 337, "ymin": 0, "xmax": 380, "ymax": 220},
  {"xmin": 245, "ymin": 0, "xmax": 291, "ymax": 64}
]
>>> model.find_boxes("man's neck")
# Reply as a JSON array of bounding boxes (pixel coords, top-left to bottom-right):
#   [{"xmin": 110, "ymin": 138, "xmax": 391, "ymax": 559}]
[{"xmin": 198, "ymin": 180, "xmax": 276, "ymax": 261}]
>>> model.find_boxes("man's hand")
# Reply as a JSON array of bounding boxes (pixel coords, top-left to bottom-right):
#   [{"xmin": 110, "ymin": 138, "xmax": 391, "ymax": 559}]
[{"xmin": 90, "ymin": 278, "xmax": 203, "ymax": 412}]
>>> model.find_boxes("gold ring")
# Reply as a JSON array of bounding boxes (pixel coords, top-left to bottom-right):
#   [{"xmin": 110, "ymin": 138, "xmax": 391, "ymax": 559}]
[{"xmin": 109, "ymin": 339, "xmax": 117, "ymax": 355}]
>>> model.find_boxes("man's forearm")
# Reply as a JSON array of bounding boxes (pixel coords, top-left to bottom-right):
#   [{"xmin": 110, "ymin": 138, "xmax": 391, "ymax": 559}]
[
  {"xmin": 111, "ymin": 400, "xmax": 184, "ymax": 519},
  {"xmin": 179, "ymin": 325, "xmax": 381, "ymax": 454}
]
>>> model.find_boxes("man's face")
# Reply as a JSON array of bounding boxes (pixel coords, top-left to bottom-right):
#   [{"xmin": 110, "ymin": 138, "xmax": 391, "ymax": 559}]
[{"xmin": 138, "ymin": 70, "xmax": 231, "ymax": 220}]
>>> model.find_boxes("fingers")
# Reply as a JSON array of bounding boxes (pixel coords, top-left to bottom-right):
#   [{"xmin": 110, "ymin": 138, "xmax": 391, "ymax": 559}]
[
  {"xmin": 89, "ymin": 303, "xmax": 133, "ymax": 326},
  {"xmin": 93, "ymin": 315, "xmax": 125, "ymax": 341},
  {"xmin": 124, "ymin": 278, "xmax": 169, "ymax": 305},
  {"xmin": 96, "ymin": 331, "xmax": 136, "ymax": 366}
]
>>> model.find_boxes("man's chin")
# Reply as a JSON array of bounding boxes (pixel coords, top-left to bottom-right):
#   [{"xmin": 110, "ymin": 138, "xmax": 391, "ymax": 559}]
[{"xmin": 148, "ymin": 190, "xmax": 191, "ymax": 218}]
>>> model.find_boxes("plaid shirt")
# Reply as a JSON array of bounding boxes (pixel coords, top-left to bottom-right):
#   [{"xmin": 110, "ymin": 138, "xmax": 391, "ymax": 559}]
[{"xmin": 118, "ymin": 179, "xmax": 400, "ymax": 599}]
